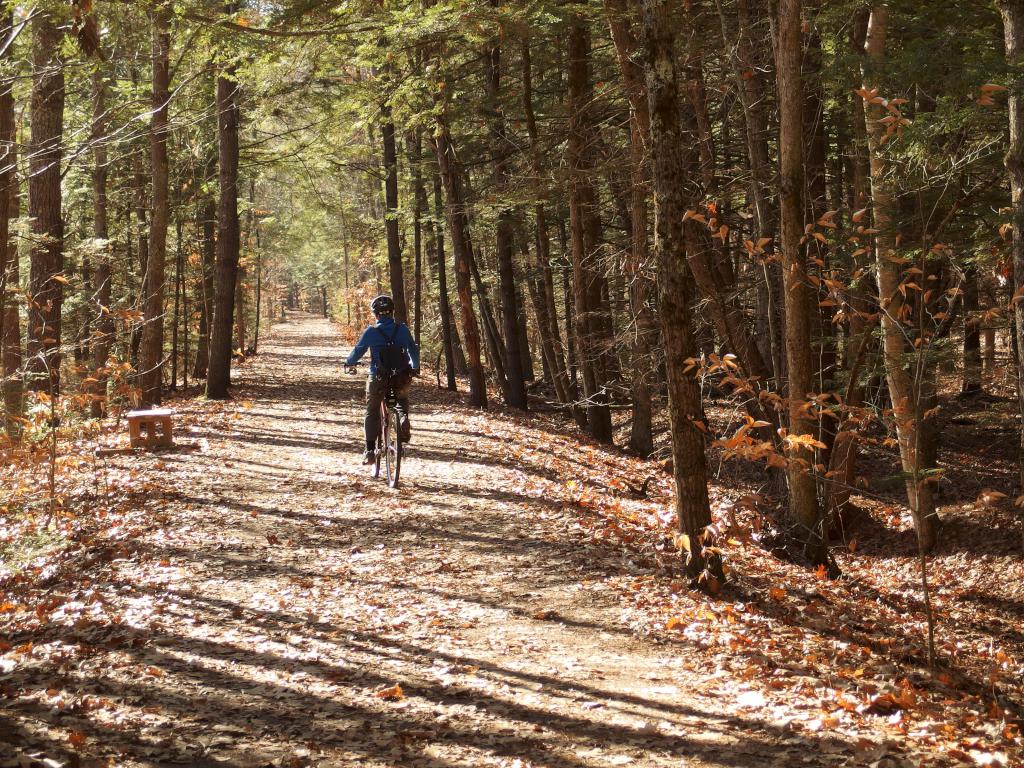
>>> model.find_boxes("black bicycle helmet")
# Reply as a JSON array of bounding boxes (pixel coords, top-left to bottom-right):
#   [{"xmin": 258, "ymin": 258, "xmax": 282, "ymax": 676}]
[{"xmin": 370, "ymin": 294, "xmax": 395, "ymax": 316}]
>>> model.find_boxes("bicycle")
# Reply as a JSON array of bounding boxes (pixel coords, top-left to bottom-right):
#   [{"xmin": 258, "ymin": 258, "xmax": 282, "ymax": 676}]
[{"xmin": 345, "ymin": 363, "xmax": 403, "ymax": 488}]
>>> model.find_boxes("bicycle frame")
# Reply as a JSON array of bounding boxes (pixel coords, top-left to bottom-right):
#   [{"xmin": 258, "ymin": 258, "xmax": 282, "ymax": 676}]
[{"xmin": 346, "ymin": 363, "xmax": 404, "ymax": 488}]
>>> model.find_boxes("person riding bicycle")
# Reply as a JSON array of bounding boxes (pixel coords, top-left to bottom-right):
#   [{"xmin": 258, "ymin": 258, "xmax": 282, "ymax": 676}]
[{"xmin": 344, "ymin": 295, "xmax": 419, "ymax": 464}]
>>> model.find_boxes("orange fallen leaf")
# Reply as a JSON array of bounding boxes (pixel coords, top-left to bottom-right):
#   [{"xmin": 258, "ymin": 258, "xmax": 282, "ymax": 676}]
[{"xmin": 374, "ymin": 684, "xmax": 404, "ymax": 700}]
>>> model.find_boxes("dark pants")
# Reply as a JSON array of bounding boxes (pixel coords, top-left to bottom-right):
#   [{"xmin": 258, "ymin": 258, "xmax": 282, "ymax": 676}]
[{"xmin": 365, "ymin": 375, "xmax": 411, "ymax": 451}]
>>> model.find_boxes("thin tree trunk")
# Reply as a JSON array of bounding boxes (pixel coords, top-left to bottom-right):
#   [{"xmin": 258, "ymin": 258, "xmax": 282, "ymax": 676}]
[
  {"xmin": 485, "ymin": 11, "xmax": 527, "ymax": 409},
  {"xmin": 641, "ymin": 0, "xmax": 722, "ymax": 586},
  {"xmin": 252, "ymin": 180, "xmax": 262, "ymax": 354},
  {"xmin": 381, "ymin": 107, "xmax": 408, "ymax": 323},
  {"xmin": 235, "ymin": 260, "xmax": 246, "ymax": 350},
  {"xmin": 605, "ymin": 0, "xmax": 655, "ymax": 455},
  {"xmin": 962, "ymin": 266, "xmax": 982, "ymax": 394},
  {"xmin": 468, "ymin": 245, "xmax": 510, "ymax": 395},
  {"xmin": 139, "ymin": 4, "xmax": 171, "ymax": 405},
  {"xmin": 433, "ymin": 117, "xmax": 486, "ymax": 406},
  {"xmin": 193, "ymin": 193, "xmax": 216, "ymax": 379},
  {"xmin": 864, "ymin": 5, "xmax": 938, "ymax": 551},
  {"xmin": 431, "ymin": 168, "xmax": 458, "ymax": 388},
  {"xmin": 341, "ymin": 204, "xmax": 352, "ymax": 327},
  {"xmin": 1000, "ymin": 1, "xmax": 1024, "ymax": 486},
  {"xmin": 27, "ymin": 11, "xmax": 65, "ymax": 394},
  {"xmin": 522, "ymin": 36, "xmax": 571, "ymax": 405},
  {"xmin": 171, "ymin": 215, "xmax": 182, "ymax": 391},
  {"xmin": 567, "ymin": 16, "xmax": 613, "ymax": 443},
  {"xmin": 409, "ymin": 132, "xmax": 424, "ymax": 347},
  {"xmin": 826, "ymin": 7, "xmax": 873, "ymax": 521},
  {"xmin": 0, "ymin": 8, "xmax": 21, "ymax": 435},
  {"xmin": 778, "ymin": 0, "xmax": 825, "ymax": 565},
  {"xmin": 87, "ymin": 68, "xmax": 112, "ymax": 417},
  {"xmin": 207, "ymin": 2, "xmax": 241, "ymax": 400}
]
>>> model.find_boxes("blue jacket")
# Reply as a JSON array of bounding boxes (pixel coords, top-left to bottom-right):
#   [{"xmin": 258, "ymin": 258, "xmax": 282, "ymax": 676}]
[{"xmin": 345, "ymin": 316, "xmax": 419, "ymax": 377}]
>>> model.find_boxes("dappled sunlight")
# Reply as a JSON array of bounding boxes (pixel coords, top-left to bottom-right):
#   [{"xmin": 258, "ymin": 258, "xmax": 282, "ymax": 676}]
[{"xmin": 3, "ymin": 316, "xmax": 1021, "ymax": 768}]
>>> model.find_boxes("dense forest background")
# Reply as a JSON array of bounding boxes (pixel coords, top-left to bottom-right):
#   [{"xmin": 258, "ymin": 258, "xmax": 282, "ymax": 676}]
[
  {"xmin": 5, "ymin": 0, "xmax": 1024, "ymax": 566},
  {"xmin": 1, "ymin": 1, "xmax": 1024, "ymax": 763}
]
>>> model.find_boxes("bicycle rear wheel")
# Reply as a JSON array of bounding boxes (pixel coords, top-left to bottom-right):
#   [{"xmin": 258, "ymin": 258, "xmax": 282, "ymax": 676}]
[{"xmin": 385, "ymin": 407, "xmax": 402, "ymax": 488}]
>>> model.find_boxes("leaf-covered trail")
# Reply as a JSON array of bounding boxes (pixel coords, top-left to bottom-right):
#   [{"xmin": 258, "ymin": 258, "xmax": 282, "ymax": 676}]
[{"xmin": 4, "ymin": 315, "xmax": 844, "ymax": 767}]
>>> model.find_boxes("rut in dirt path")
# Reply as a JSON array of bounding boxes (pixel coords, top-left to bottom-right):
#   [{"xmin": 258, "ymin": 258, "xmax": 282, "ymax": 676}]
[{"xmin": 3, "ymin": 314, "xmax": 841, "ymax": 768}]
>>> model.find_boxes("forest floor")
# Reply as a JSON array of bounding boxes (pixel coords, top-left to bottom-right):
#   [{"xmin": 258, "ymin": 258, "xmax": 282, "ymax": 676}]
[{"xmin": 1, "ymin": 312, "xmax": 1022, "ymax": 768}]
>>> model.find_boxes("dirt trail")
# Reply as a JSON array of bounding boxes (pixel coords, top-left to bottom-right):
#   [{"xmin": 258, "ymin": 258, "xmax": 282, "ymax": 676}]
[{"xmin": 3, "ymin": 314, "xmax": 834, "ymax": 767}]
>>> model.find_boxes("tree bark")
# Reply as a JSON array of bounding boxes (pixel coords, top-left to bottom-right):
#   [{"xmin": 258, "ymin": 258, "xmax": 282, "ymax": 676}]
[
  {"xmin": 864, "ymin": 5, "xmax": 937, "ymax": 551},
  {"xmin": 433, "ymin": 113, "xmax": 487, "ymax": 406},
  {"xmin": 193, "ymin": 192, "xmax": 216, "ymax": 379},
  {"xmin": 567, "ymin": 16, "xmax": 613, "ymax": 443},
  {"xmin": 522, "ymin": 36, "xmax": 571, "ymax": 406},
  {"xmin": 409, "ymin": 132, "xmax": 424, "ymax": 347},
  {"xmin": 139, "ymin": 4, "xmax": 171, "ymax": 405},
  {"xmin": 605, "ymin": 0, "xmax": 655, "ymax": 455},
  {"xmin": 89, "ymin": 67, "xmax": 112, "ymax": 417},
  {"xmin": 825, "ymin": 7, "xmax": 874, "ymax": 522},
  {"xmin": 485, "ymin": 10, "xmax": 527, "ymax": 410},
  {"xmin": 0, "ymin": 9, "xmax": 21, "ymax": 435},
  {"xmin": 720, "ymin": 0, "xmax": 784, "ymax": 386},
  {"xmin": 27, "ymin": 11, "xmax": 65, "ymax": 395},
  {"xmin": 641, "ymin": 0, "xmax": 722, "ymax": 586},
  {"xmin": 1000, "ymin": 0, "xmax": 1024, "ymax": 491},
  {"xmin": 381, "ymin": 107, "xmax": 408, "ymax": 323},
  {"xmin": 777, "ymin": 0, "xmax": 825, "ymax": 564},
  {"xmin": 431, "ymin": 168, "xmax": 459, "ymax": 388},
  {"xmin": 207, "ymin": 3, "xmax": 242, "ymax": 400},
  {"xmin": 962, "ymin": 266, "xmax": 982, "ymax": 394}
]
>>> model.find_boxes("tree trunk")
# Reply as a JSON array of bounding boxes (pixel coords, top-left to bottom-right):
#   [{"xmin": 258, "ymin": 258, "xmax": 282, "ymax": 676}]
[
  {"xmin": 777, "ymin": 0, "xmax": 825, "ymax": 565},
  {"xmin": 193, "ymin": 193, "xmax": 216, "ymax": 379},
  {"xmin": 641, "ymin": 0, "xmax": 722, "ymax": 586},
  {"xmin": 825, "ymin": 7, "xmax": 873, "ymax": 522},
  {"xmin": 567, "ymin": 16, "xmax": 613, "ymax": 443},
  {"xmin": 27, "ymin": 11, "xmax": 65, "ymax": 395},
  {"xmin": 962, "ymin": 266, "xmax": 982, "ymax": 394},
  {"xmin": 522, "ymin": 36, "xmax": 571, "ymax": 406},
  {"xmin": 207, "ymin": 3, "xmax": 241, "ymax": 400},
  {"xmin": 722, "ymin": 0, "xmax": 784, "ymax": 387},
  {"xmin": 235, "ymin": 264, "xmax": 247, "ymax": 351},
  {"xmin": 605, "ymin": 0, "xmax": 655, "ymax": 455},
  {"xmin": 139, "ymin": 4, "xmax": 171, "ymax": 406},
  {"xmin": 485, "ymin": 13, "xmax": 527, "ymax": 410},
  {"xmin": 468, "ymin": 245, "xmax": 510, "ymax": 395},
  {"xmin": 0, "ymin": 9, "xmax": 21, "ymax": 435},
  {"xmin": 409, "ymin": 132, "xmax": 424, "ymax": 347},
  {"xmin": 1000, "ymin": 2, "xmax": 1024, "ymax": 487},
  {"xmin": 87, "ymin": 68, "xmax": 112, "ymax": 417},
  {"xmin": 864, "ymin": 5, "xmax": 937, "ymax": 551},
  {"xmin": 381, "ymin": 108, "xmax": 408, "ymax": 323},
  {"xmin": 431, "ymin": 168, "xmax": 459, "ymax": 388},
  {"xmin": 433, "ymin": 117, "xmax": 487, "ymax": 406},
  {"xmin": 171, "ymin": 216, "xmax": 182, "ymax": 391}
]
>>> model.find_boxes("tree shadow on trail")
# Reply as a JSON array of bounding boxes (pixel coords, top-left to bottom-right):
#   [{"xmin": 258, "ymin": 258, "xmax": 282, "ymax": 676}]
[{"xmin": 2, "ymin": 580, "xmax": 857, "ymax": 768}]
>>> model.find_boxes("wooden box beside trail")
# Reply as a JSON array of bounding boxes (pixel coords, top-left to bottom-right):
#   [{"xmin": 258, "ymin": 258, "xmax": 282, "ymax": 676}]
[{"xmin": 126, "ymin": 409, "xmax": 174, "ymax": 449}]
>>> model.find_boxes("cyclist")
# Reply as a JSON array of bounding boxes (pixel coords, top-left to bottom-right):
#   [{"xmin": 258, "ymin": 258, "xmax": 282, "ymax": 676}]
[{"xmin": 345, "ymin": 295, "xmax": 420, "ymax": 464}]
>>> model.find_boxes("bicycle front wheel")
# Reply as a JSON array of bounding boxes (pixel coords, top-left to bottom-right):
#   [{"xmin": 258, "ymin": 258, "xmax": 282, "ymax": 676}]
[{"xmin": 385, "ymin": 407, "xmax": 402, "ymax": 488}]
